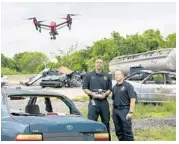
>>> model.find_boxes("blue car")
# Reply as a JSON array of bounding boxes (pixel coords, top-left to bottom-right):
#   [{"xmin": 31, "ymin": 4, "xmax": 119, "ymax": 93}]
[{"xmin": 1, "ymin": 87, "xmax": 109, "ymax": 141}]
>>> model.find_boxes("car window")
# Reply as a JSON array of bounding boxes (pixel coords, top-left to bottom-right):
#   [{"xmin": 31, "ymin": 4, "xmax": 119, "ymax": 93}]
[
  {"xmin": 144, "ymin": 73, "xmax": 164, "ymax": 84},
  {"xmin": 35, "ymin": 97, "xmax": 70, "ymax": 114},
  {"xmin": 126, "ymin": 72, "xmax": 150, "ymax": 81},
  {"xmin": 7, "ymin": 97, "xmax": 29, "ymax": 113},
  {"xmin": 7, "ymin": 96, "xmax": 80, "ymax": 116}
]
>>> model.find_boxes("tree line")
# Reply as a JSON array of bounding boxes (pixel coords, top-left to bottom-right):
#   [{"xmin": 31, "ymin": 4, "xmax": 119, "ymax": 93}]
[{"xmin": 1, "ymin": 29, "xmax": 176, "ymax": 75}]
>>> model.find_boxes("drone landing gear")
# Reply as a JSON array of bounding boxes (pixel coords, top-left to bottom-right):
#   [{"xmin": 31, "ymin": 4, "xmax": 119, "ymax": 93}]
[
  {"xmin": 67, "ymin": 23, "xmax": 72, "ymax": 30},
  {"xmin": 50, "ymin": 36, "xmax": 56, "ymax": 40}
]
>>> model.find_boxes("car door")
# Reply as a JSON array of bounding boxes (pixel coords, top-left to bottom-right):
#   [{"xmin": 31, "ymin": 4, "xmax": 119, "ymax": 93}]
[
  {"xmin": 165, "ymin": 73, "xmax": 176, "ymax": 101},
  {"xmin": 140, "ymin": 73, "xmax": 166, "ymax": 102}
]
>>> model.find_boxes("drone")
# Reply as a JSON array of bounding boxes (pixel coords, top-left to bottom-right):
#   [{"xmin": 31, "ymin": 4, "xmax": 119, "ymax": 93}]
[{"xmin": 26, "ymin": 14, "xmax": 80, "ymax": 40}]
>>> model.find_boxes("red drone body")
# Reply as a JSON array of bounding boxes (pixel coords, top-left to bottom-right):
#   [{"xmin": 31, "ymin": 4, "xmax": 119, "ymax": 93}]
[
  {"xmin": 67, "ymin": 17, "xmax": 71, "ymax": 21},
  {"xmin": 33, "ymin": 19, "xmax": 37, "ymax": 24},
  {"xmin": 50, "ymin": 22, "xmax": 56, "ymax": 31}
]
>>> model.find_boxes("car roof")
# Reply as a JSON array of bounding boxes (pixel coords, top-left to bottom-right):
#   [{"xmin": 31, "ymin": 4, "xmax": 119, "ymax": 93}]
[
  {"xmin": 138, "ymin": 70, "xmax": 153, "ymax": 73},
  {"xmin": 1, "ymin": 87, "xmax": 63, "ymax": 97},
  {"xmin": 133, "ymin": 70, "xmax": 175, "ymax": 74}
]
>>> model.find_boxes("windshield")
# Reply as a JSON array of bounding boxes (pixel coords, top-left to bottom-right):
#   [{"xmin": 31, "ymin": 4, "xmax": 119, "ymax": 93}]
[
  {"xmin": 125, "ymin": 72, "xmax": 151, "ymax": 81},
  {"xmin": 7, "ymin": 95, "xmax": 81, "ymax": 116}
]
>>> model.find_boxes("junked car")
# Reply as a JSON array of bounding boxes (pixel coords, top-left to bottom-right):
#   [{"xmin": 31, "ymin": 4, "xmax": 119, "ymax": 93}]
[
  {"xmin": 124, "ymin": 70, "xmax": 176, "ymax": 102},
  {"xmin": 1, "ymin": 75, "xmax": 8, "ymax": 87},
  {"xmin": 1, "ymin": 87, "xmax": 109, "ymax": 141}
]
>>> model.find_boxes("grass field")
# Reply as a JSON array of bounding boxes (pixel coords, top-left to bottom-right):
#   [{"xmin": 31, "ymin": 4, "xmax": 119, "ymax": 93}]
[
  {"xmin": 75, "ymin": 95, "xmax": 176, "ymax": 141},
  {"xmin": 74, "ymin": 95, "xmax": 176, "ymax": 119},
  {"xmin": 111, "ymin": 128, "xmax": 176, "ymax": 141}
]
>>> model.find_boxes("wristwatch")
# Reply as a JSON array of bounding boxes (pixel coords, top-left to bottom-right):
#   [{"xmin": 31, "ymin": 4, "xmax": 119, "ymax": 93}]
[{"xmin": 129, "ymin": 111, "xmax": 133, "ymax": 114}]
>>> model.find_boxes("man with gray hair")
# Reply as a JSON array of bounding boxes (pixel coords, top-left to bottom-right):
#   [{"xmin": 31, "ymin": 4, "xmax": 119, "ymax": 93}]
[{"xmin": 112, "ymin": 70, "xmax": 136, "ymax": 141}]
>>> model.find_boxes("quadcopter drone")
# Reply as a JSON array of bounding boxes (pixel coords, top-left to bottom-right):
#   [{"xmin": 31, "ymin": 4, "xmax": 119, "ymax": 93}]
[{"xmin": 26, "ymin": 14, "xmax": 79, "ymax": 40}]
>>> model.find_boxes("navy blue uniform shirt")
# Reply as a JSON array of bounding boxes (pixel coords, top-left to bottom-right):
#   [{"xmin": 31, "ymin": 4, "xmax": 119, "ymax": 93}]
[
  {"xmin": 82, "ymin": 70, "xmax": 112, "ymax": 94},
  {"xmin": 112, "ymin": 80, "xmax": 136, "ymax": 107}
]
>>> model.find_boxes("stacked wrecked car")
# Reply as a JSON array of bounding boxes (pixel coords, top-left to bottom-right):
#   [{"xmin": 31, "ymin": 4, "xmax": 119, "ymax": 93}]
[{"xmin": 20, "ymin": 66, "xmax": 86, "ymax": 88}]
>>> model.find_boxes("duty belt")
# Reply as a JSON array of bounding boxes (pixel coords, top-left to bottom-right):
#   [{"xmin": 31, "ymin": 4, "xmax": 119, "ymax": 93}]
[
  {"xmin": 90, "ymin": 97, "xmax": 107, "ymax": 101},
  {"xmin": 113, "ymin": 105, "xmax": 130, "ymax": 109}
]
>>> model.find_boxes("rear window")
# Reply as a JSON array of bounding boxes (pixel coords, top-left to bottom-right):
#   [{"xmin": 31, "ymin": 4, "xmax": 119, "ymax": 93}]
[{"xmin": 7, "ymin": 96, "xmax": 80, "ymax": 116}]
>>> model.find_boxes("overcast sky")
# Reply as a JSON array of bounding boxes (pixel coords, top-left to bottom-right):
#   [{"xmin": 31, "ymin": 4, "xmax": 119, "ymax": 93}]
[{"xmin": 1, "ymin": 2, "xmax": 176, "ymax": 60}]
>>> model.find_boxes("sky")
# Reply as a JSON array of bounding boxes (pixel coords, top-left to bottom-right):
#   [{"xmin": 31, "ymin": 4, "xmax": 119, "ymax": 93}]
[{"xmin": 1, "ymin": 2, "xmax": 176, "ymax": 60}]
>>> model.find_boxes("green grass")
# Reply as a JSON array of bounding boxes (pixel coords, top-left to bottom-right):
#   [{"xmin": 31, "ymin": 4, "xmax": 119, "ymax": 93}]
[
  {"xmin": 135, "ymin": 128, "xmax": 176, "ymax": 141},
  {"xmin": 77, "ymin": 96, "xmax": 176, "ymax": 141},
  {"xmin": 133, "ymin": 101, "xmax": 176, "ymax": 119},
  {"xmin": 72, "ymin": 95, "xmax": 89, "ymax": 102},
  {"xmin": 79, "ymin": 100, "xmax": 176, "ymax": 119},
  {"xmin": 111, "ymin": 128, "xmax": 176, "ymax": 141}
]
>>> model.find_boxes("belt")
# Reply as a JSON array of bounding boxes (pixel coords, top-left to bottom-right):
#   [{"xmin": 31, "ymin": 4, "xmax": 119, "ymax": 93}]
[
  {"xmin": 90, "ymin": 98, "xmax": 107, "ymax": 101},
  {"xmin": 113, "ymin": 105, "xmax": 129, "ymax": 109}
]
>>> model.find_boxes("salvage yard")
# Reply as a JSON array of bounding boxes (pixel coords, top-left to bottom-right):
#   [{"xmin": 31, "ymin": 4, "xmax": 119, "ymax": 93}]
[{"xmin": 4, "ymin": 75, "xmax": 176, "ymax": 141}]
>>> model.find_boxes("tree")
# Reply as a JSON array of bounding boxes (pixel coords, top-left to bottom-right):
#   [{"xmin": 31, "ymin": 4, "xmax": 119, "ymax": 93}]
[
  {"xmin": 13, "ymin": 52, "xmax": 49, "ymax": 73},
  {"xmin": 1, "ymin": 29, "xmax": 176, "ymax": 74},
  {"xmin": 1, "ymin": 54, "xmax": 18, "ymax": 71}
]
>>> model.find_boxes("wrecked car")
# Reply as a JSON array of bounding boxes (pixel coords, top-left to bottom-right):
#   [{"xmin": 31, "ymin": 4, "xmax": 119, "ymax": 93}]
[
  {"xmin": 124, "ymin": 70, "xmax": 176, "ymax": 102},
  {"xmin": 40, "ymin": 66, "xmax": 85, "ymax": 88},
  {"xmin": 1, "ymin": 87, "xmax": 109, "ymax": 141}
]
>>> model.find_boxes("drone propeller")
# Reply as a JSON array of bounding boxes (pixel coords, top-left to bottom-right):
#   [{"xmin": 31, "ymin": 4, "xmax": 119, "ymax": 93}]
[
  {"xmin": 58, "ymin": 17, "xmax": 79, "ymax": 20},
  {"xmin": 38, "ymin": 20, "xmax": 46, "ymax": 23},
  {"xmin": 61, "ymin": 14, "xmax": 80, "ymax": 17},
  {"xmin": 25, "ymin": 17, "xmax": 36, "ymax": 20},
  {"xmin": 68, "ymin": 14, "xmax": 80, "ymax": 16}
]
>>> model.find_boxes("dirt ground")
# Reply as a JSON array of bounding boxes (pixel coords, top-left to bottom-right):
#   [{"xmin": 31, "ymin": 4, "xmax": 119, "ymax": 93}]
[{"xmin": 5, "ymin": 74, "xmax": 86, "ymax": 99}]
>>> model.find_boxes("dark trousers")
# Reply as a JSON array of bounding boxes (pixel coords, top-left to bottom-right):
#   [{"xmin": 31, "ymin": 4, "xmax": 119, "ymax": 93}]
[
  {"xmin": 112, "ymin": 108, "xmax": 134, "ymax": 141},
  {"xmin": 88, "ymin": 99, "xmax": 111, "ymax": 141}
]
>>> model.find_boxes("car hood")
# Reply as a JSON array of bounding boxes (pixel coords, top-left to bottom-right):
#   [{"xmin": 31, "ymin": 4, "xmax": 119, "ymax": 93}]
[{"xmin": 13, "ymin": 115, "xmax": 106, "ymax": 133}]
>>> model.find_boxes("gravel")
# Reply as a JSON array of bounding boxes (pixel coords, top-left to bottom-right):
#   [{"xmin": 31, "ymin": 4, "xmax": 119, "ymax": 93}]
[{"xmin": 132, "ymin": 115, "xmax": 176, "ymax": 130}]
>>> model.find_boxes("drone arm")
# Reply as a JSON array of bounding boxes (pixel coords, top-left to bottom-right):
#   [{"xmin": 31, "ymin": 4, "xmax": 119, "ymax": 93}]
[
  {"xmin": 39, "ymin": 23, "xmax": 51, "ymax": 28},
  {"xmin": 56, "ymin": 24, "xmax": 67, "ymax": 30},
  {"xmin": 56, "ymin": 21, "xmax": 67, "ymax": 27},
  {"xmin": 40, "ymin": 27, "xmax": 51, "ymax": 30}
]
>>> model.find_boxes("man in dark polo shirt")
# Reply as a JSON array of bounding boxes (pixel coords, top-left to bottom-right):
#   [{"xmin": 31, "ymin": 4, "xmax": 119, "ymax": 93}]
[
  {"xmin": 112, "ymin": 70, "xmax": 136, "ymax": 141},
  {"xmin": 82, "ymin": 58, "xmax": 112, "ymax": 141}
]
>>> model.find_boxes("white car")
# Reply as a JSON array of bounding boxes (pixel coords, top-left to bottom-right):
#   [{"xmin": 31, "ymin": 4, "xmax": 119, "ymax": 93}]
[
  {"xmin": 1, "ymin": 75, "xmax": 8, "ymax": 87},
  {"xmin": 124, "ymin": 70, "xmax": 176, "ymax": 102}
]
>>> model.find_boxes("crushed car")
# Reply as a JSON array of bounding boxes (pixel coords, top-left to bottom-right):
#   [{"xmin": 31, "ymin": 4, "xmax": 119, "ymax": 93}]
[
  {"xmin": 124, "ymin": 70, "xmax": 176, "ymax": 103},
  {"xmin": 40, "ymin": 66, "xmax": 86, "ymax": 88},
  {"xmin": 1, "ymin": 87, "xmax": 109, "ymax": 141}
]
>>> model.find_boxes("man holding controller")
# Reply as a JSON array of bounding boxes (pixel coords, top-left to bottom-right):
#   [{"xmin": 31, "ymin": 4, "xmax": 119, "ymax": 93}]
[{"xmin": 82, "ymin": 58, "xmax": 112, "ymax": 141}]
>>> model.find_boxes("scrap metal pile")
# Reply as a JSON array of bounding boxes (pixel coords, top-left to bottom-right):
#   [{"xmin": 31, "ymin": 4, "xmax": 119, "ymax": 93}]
[
  {"xmin": 20, "ymin": 66, "xmax": 86, "ymax": 88},
  {"xmin": 40, "ymin": 69, "xmax": 86, "ymax": 88}
]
